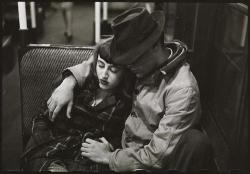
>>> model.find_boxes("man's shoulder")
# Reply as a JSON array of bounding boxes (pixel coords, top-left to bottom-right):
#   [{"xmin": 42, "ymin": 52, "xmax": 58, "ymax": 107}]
[{"xmin": 163, "ymin": 63, "xmax": 198, "ymax": 91}]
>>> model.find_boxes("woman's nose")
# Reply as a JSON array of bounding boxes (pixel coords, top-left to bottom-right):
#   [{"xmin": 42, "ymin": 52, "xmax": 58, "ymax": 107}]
[{"xmin": 102, "ymin": 69, "xmax": 109, "ymax": 79}]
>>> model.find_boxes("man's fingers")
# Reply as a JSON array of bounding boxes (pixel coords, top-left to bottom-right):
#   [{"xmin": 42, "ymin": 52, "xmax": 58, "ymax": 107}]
[
  {"xmin": 51, "ymin": 105, "xmax": 62, "ymax": 121},
  {"xmin": 82, "ymin": 142, "xmax": 91, "ymax": 148},
  {"xmin": 81, "ymin": 146, "xmax": 89, "ymax": 152},
  {"xmin": 48, "ymin": 102, "xmax": 56, "ymax": 119},
  {"xmin": 85, "ymin": 138, "xmax": 97, "ymax": 144},
  {"xmin": 81, "ymin": 151, "xmax": 90, "ymax": 157},
  {"xmin": 66, "ymin": 101, "xmax": 73, "ymax": 119},
  {"xmin": 100, "ymin": 137, "xmax": 114, "ymax": 151},
  {"xmin": 48, "ymin": 101, "xmax": 56, "ymax": 111},
  {"xmin": 99, "ymin": 137, "xmax": 108, "ymax": 144},
  {"xmin": 47, "ymin": 97, "xmax": 52, "ymax": 106}
]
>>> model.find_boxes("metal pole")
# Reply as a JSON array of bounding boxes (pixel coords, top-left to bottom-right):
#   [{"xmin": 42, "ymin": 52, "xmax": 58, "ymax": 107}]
[
  {"xmin": 95, "ymin": 2, "xmax": 101, "ymax": 43},
  {"xmin": 18, "ymin": 2, "xmax": 28, "ymax": 30},
  {"xmin": 240, "ymin": 15, "xmax": 248, "ymax": 47},
  {"xmin": 103, "ymin": 2, "xmax": 108, "ymax": 20},
  {"xmin": 30, "ymin": 2, "xmax": 36, "ymax": 28},
  {"xmin": 30, "ymin": 2, "xmax": 37, "ymax": 43},
  {"xmin": 18, "ymin": 2, "xmax": 28, "ymax": 47}
]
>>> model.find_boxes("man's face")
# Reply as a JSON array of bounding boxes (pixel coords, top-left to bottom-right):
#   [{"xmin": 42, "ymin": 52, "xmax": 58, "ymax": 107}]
[
  {"xmin": 96, "ymin": 56, "xmax": 124, "ymax": 90},
  {"xmin": 128, "ymin": 49, "xmax": 158, "ymax": 78}
]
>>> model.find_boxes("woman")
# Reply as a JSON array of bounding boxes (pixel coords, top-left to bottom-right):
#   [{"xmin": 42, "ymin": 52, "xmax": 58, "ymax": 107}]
[{"xmin": 21, "ymin": 39, "xmax": 136, "ymax": 172}]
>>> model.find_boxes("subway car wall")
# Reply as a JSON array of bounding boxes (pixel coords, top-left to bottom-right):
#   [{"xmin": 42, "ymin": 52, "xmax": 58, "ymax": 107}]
[
  {"xmin": 169, "ymin": 3, "xmax": 248, "ymax": 172},
  {"xmin": 1, "ymin": 2, "xmax": 248, "ymax": 173}
]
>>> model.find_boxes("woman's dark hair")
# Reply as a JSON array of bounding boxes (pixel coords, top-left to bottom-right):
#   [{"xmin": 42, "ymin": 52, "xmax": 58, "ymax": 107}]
[{"xmin": 93, "ymin": 38, "xmax": 136, "ymax": 100}]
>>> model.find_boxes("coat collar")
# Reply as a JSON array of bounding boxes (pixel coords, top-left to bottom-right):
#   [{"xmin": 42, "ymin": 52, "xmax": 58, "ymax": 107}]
[{"xmin": 136, "ymin": 40, "xmax": 187, "ymax": 87}]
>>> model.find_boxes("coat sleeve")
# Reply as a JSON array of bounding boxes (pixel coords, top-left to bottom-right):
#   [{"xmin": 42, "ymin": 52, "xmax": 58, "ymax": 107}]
[
  {"xmin": 108, "ymin": 87, "xmax": 201, "ymax": 172},
  {"xmin": 62, "ymin": 55, "xmax": 95, "ymax": 87}
]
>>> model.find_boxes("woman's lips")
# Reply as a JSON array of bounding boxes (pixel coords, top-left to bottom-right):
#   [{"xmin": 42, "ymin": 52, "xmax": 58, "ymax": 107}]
[{"xmin": 100, "ymin": 79, "xmax": 109, "ymax": 85}]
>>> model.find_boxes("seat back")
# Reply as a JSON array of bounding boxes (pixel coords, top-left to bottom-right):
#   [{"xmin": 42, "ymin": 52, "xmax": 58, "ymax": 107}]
[{"xmin": 19, "ymin": 44, "xmax": 94, "ymax": 145}]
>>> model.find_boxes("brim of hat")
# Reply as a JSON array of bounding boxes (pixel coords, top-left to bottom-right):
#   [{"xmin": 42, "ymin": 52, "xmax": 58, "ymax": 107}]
[{"xmin": 112, "ymin": 11, "xmax": 165, "ymax": 65}]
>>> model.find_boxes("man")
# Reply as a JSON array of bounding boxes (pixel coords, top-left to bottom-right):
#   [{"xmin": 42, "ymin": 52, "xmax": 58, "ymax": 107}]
[{"xmin": 47, "ymin": 7, "xmax": 213, "ymax": 172}]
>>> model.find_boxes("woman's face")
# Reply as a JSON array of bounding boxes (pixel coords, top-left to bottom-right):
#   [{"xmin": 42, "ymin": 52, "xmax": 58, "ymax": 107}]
[{"xmin": 96, "ymin": 56, "xmax": 124, "ymax": 90}]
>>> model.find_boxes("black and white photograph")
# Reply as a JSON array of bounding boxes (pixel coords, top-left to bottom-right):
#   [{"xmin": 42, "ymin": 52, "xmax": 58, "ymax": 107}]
[{"xmin": 1, "ymin": 1, "xmax": 248, "ymax": 173}]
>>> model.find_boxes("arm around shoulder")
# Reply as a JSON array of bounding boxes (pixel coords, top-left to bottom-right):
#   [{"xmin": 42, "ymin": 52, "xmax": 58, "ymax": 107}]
[{"xmin": 63, "ymin": 55, "xmax": 95, "ymax": 87}]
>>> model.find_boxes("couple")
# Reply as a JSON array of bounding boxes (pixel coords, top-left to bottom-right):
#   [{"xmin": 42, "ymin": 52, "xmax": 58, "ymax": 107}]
[{"xmin": 22, "ymin": 7, "xmax": 213, "ymax": 172}]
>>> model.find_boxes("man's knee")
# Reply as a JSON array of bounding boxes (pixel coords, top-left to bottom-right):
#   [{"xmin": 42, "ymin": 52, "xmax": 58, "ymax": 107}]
[
  {"xmin": 183, "ymin": 129, "xmax": 212, "ymax": 154},
  {"xmin": 182, "ymin": 129, "xmax": 214, "ymax": 170},
  {"xmin": 167, "ymin": 128, "xmax": 214, "ymax": 171}
]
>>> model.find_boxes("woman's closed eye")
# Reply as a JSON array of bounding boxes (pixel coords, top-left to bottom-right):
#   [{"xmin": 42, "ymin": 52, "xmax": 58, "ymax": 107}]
[
  {"xmin": 97, "ymin": 59, "xmax": 122, "ymax": 73},
  {"xmin": 97, "ymin": 60, "xmax": 105, "ymax": 68}
]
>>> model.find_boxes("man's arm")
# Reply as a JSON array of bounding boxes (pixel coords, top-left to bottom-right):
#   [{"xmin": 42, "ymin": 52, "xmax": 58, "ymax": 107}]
[
  {"xmin": 108, "ymin": 87, "xmax": 200, "ymax": 172},
  {"xmin": 47, "ymin": 55, "xmax": 95, "ymax": 120},
  {"xmin": 47, "ymin": 75, "xmax": 76, "ymax": 121}
]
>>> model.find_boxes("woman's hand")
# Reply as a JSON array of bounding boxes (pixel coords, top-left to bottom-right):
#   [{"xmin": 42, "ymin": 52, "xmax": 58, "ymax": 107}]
[
  {"xmin": 47, "ymin": 75, "xmax": 76, "ymax": 121},
  {"xmin": 81, "ymin": 137, "xmax": 113, "ymax": 165}
]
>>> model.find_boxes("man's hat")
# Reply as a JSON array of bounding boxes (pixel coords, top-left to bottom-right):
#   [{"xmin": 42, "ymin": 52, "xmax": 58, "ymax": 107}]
[{"xmin": 110, "ymin": 7, "xmax": 165, "ymax": 65}]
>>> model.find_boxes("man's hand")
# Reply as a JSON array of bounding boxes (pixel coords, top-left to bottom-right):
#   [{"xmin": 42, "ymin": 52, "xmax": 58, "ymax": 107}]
[
  {"xmin": 81, "ymin": 137, "xmax": 113, "ymax": 165},
  {"xmin": 47, "ymin": 75, "xmax": 76, "ymax": 121}
]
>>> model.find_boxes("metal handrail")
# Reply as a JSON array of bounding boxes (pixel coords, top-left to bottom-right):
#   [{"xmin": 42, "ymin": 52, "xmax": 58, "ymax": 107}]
[{"xmin": 228, "ymin": 3, "xmax": 248, "ymax": 15}]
